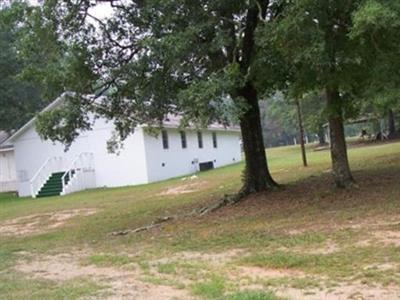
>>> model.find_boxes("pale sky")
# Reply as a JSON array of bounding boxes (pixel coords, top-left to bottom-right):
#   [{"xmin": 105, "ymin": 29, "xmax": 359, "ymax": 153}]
[
  {"xmin": 88, "ymin": 3, "xmax": 114, "ymax": 19},
  {"xmin": 28, "ymin": 1, "xmax": 114, "ymax": 19}
]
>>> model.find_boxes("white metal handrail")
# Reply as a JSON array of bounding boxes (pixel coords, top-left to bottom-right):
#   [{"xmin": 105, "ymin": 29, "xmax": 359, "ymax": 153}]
[
  {"xmin": 30, "ymin": 156, "xmax": 63, "ymax": 198},
  {"xmin": 61, "ymin": 152, "xmax": 95, "ymax": 195}
]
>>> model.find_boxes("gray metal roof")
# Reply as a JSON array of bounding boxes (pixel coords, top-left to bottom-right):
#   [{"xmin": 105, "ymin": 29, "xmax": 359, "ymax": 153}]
[{"xmin": 4, "ymin": 92, "xmax": 240, "ymax": 146}]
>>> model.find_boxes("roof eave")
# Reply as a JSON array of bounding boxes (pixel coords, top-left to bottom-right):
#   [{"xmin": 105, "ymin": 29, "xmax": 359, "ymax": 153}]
[
  {"xmin": 0, "ymin": 146, "xmax": 14, "ymax": 152},
  {"xmin": 142, "ymin": 124, "xmax": 241, "ymax": 132}
]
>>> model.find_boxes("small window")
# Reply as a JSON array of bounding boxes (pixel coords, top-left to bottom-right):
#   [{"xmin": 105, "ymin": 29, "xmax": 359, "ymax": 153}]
[
  {"xmin": 212, "ymin": 132, "xmax": 217, "ymax": 148},
  {"xmin": 161, "ymin": 130, "xmax": 169, "ymax": 149},
  {"xmin": 180, "ymin": 131, "xmax": 187, "ymax": 149},
  {"xmin": 197, "ymin": 131, "xmax": 203, "ymax": 149}
]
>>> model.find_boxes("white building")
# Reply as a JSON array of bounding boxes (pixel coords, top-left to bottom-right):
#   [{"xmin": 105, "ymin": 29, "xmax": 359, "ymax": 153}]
[
  {"xmin": 0, "ymin": 131, "xmax": 17, "ymax": 193},
  {"xmin": 1, "ymin": 94, "xmax": 242, "ymax": 198},
  {"xmin": 0, "ymin": 145, "xmax": 17, "ymax": 193}
]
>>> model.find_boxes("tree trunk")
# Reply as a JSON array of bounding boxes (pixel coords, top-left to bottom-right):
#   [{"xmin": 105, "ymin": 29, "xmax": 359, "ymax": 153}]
[
  {"xmin": 326, "ymin": 88, "xmax": 355, "ymax": 188},
  {"xmin": 238, "ymin": 83, "xmax": 277, "ymax": 194},
  {"xmin": 317, "ymin": 125, "xmax": 326, "ymax": 146},
  {"xmin": 388, "ymin": 109, "xmax": 397, "ymax": 139},
  {"xmin": 372, "ymin": 120, "xmax": 382, "ymax": 141},
  {"xmin": 295, "ymin": 98, "xmax": 308, "ymax": 167}
]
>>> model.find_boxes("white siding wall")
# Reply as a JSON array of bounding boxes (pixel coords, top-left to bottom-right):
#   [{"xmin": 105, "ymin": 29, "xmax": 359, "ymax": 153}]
[
  {"xmin": 143, "ymin": 128, "xmax": 242, "ymax": 183},
  {"xmin": 89, "ymin": 122, "xmax": 148, "ymax": 189},
  {"xmin": 11, "ymin": 114, "xmax": 241, "ymax": 197},
  {"xmin": 13, "ymin": 119, "xmax": 148, "ymax": 197},
  {"xmin": 0, "ymin": 149, "xmax": 17, "ymax": 192}
]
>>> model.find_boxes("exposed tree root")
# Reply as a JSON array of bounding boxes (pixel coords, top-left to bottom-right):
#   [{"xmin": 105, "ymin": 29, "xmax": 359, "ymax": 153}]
[
  {"xmin": 108, "ymin": 193, "xmax": 247, "ymax": 236},
  {"xmin": 334, "ymin": 180, "xmax": 359, "ymax": 190},
  {"xmin": 109, "ymin": 216, "xmax": 174, "ymax": 236},
  {"xmin": 108, "ymin": 185, "xmax": 286, "ymax": 236},
  {"xmin": 197, "ymin": 193, "xmax": 245, "ymax": 216}
]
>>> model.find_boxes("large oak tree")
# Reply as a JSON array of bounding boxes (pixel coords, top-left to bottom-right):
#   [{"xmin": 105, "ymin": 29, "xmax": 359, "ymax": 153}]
[
  {"xmin": 25, "ymin": 0, "xmax": 286, "ymax": 195},
  {"xmin": 259, "ymin": 0, "xmax": 371, "ymax": 188}
]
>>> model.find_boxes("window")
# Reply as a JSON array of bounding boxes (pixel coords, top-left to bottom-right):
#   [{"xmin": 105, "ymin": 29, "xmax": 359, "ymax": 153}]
[
  {"xmin": 180, "ymin": 131, "xmax": 187, "ymax": 149},
  {"xmin": 212, "ymin": 132, "xmax": 217, "ymax": 148},
  {"xmin": 161, "ymin": 130, "xmax": 169, "ymax": 149},
  {"xmin": 197, "ymin": 131, "xmax": 203, "ymax": 148}
]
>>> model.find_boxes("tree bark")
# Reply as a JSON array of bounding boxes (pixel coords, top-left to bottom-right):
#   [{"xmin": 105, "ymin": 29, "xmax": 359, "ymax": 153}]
[
  {"xmin": 372, "ymin": 120, "xmax": 382, "ymax": 140},
  {"xmin": 232, "ymin": 4, "xmax": 277, "ymax": 195},
  {"xmin": 326, "ymin": 88, "xmax": 355, "ymax": 188},
  {"xmin": 238, "ymin": 82, "xmax": 278, "ymax": 194},
  {"xmin": 388, "ymin": 109, "xmax": 397, "ymax": 139},
  {"xmin": 295, "ymin": 98, "xmax": 308, "ymax": 167}
]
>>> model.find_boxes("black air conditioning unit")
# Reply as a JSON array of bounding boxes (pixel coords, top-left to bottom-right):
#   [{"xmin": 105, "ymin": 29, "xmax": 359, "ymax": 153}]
[{"xmin": 199, "ymin": 161, "xmax": 214, "ymax": 171}]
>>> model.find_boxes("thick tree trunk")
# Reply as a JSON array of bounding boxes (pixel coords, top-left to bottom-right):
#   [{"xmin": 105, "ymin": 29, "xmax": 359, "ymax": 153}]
[
  {"xmin": 326, "ymin": 88, "xmax": 355, "ymax": 188},
  {"xmin": 238, "ymin": 83, "xmax": 277, "ymax": 194},
  {"xmin": 295, "ymin": 98, "xmax": 308, "ymax": 167},
  {"xmin": 388, "ymin": 109, "xmax": 397, "ymax": 139}
]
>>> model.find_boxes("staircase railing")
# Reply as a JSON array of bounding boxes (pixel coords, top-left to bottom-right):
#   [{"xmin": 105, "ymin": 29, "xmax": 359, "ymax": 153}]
[
  {"xmin": 30, "ymin": 156, "xmax": 63, "ymax": 198},
  {"xmin": 61, "ymin": 152, "xmax": 95, "ymax": 195}
]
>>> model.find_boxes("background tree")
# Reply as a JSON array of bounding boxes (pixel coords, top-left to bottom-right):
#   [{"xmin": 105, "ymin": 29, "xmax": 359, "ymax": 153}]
[
  {"xmin": 302, "ymin": 92, "xmax": 327, "ymax": 146},
  {"xmin": 351, "ymin": 0, "xmax": 400, "ymax": 139},
  {"xmin": 260, "ymin": 93, "xmax": 297, "ymax": 148},
  {"xmin": 260, "ymin": 0, "xmax": 371, "ymax": 188},
  {"xmin": 0, "ymin": 1, "xmax": 44, "ymax": 134},
  {"xmin": 295, "ymin": 97, "xmax": 308, "ymax": 167},
  {"xmin": 260, "ymin": 92, "xmax": 326, "ymax": 148}
]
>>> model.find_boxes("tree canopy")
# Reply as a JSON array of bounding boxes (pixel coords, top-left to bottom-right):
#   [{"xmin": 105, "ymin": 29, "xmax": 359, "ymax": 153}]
[
  {"xmin": 22, "ymin": 0, "xmax": 292, "ymax": 194},
  {"xmin": 9, "ymin": 0, "xmax": 400, "ymax": 192},
  {"xmin": 0, "ymin": 1, "xmax": 43, "ymax": 133}
]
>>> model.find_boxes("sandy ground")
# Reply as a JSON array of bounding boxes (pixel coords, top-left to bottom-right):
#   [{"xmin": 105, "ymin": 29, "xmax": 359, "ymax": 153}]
[
  {"xmin": 5, "ymin": 169, "xmax": 400, "ymax": 299},
  {"xmin": 0, "ymin": 209, "xmax": 97, "ymax": 236},
  {"xmin": 13, "ymin": 247, "xmax": 400, "ymax": 300},
  {"xmin": 158, "ymin": 180, "xmax": 206, "ymax": 196},
  {"xmin": 16, "ymin": 253, "xmax": 193, "ymax": 300}
]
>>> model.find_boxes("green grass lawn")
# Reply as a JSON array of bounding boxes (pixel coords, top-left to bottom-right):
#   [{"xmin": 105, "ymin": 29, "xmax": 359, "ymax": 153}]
[{"xmin": 0, "ymin": 140, "xmax": 400, "ymax": 299}]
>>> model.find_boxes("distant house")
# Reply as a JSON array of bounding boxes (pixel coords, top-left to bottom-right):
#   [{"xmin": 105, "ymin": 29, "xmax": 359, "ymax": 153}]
[
  {"xmin": 0, "ymin": 131, "xmax": 17, "ymax": 193},
  {"xmin": 2, "ymin": 94, "xmax": 242, "ymax": 198}
]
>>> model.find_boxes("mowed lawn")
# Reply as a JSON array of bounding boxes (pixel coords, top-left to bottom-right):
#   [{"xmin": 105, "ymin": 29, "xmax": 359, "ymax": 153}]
[{"xmin": 0, "ymin": 141, "xmax": 400, "ymax": 299}]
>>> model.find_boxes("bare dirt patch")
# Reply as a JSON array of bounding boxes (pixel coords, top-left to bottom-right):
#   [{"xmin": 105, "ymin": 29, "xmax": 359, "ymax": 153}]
[
  {"xmin": 274, "ymin": 282, "xmax": 400, "ymax": 300},
  {"xmin": 357, "ymin": 230, "xmax": 400, "ymax": 247},
  {"xmin": 299, "ymin": 240, "xmax": 340, "ymax": 255},
  {"xmin": 16, "ymin": 253, "xmax": 194, "ymax": 300},
  {"xmin": 363, "ymin": 263, "xmax": 398, "ymax": 272},
  {"xmin": 0, "ymin": 208, "xmax": 97, "ymax": 236},
  {"xmin": 176, "ymin": 248, "xmax": 245, "ymax": 264},
  {"xmin": 159, "ymin": 185, "xmax": 198, "ymax": 196},
  {"xmin": 13, "ymin": 248, "xmax": 400, "ymax": 300},
  {"xmin": 154, "ymin": 248, "xmax": 246, "ymax": 265},
  {"xmin": 233, "ymin": 265, "xmax": 400, "ymax": 299},
  {"xmin": 158, "ymin": 180, "xmax": 206, "ymax": 196},
  {"xmin": 236, "ymin": 266, "xmax": 305, "ymax": 280}
]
